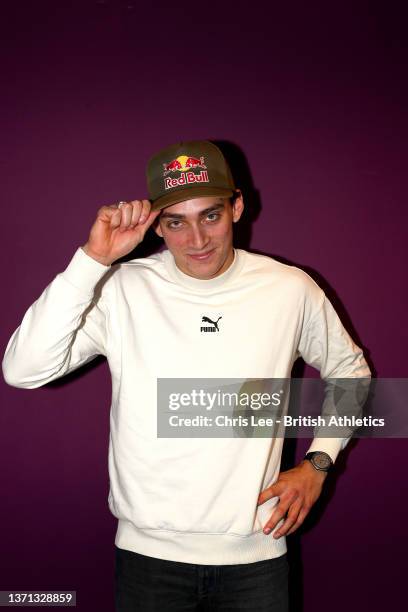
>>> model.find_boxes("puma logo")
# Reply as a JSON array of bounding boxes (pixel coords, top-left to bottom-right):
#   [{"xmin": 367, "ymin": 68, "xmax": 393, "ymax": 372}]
[{"xmin": 201, "ymin": 316, "xmax": 222, "ymax": 333}]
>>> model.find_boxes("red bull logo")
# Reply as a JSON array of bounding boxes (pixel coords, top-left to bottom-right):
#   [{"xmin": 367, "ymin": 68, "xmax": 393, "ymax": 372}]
[
  {"xmin": 163, "ymin": 154, "xmax": 207, "ymax": 176},
  {"xmin": 162, "ymin": 154, "xmax": 209, "ymax": 190}
]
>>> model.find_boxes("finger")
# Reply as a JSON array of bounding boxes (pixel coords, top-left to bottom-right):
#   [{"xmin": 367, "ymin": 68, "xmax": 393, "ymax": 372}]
[
  {"xmin": 262, "ymin": 488, "xmax": 300, "ymax": 534},
  {"xmin": 97, "ymin": 204, "xmax": 120, "ymax": 221},
  {"xmin": 286, "ymin": 506, "xmax": 310, "ymax": 536},
  {"xmin": 263, "ymin": 513, "xmax": 287, "ymax": 535},
  {"xmin": 138, "ymin": 199, "xmax": 151, "ymax": 224},
  {"xmin": 257, "ymin": 482, "xmax": 284, "ymax": 506},
  {"xmin": 273, "ymin": 499, "xmax": 303, "ymax": 539},
  {"xmin": 129, "ymin": 200, "xmax": 143, "ymax": 228},
  {"xmin": 262, "ymin": 501, "xmax": 291, "ymax": 535},
  {"xmin": 109, "ymin": 207, "xmax": 122, "ymax": 229},
  {"xmin": 119, "ymin": 202, "xmax": 133, "ymax": 232}
]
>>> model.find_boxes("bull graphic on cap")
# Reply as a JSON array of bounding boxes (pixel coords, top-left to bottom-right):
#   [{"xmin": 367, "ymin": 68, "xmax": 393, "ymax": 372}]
[{"xmin": 163, "ymin": 155, "xmax": 206, "ymax": 176}]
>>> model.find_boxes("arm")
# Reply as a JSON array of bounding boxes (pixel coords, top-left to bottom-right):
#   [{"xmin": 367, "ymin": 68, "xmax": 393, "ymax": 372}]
[
  {"xmin": 2, "ymin": 248, "xmax": 110, "ymax": 388},
  {"xmin": 2, "ymin": 199, "xmax": 161, "ymax": 389},
  {"xmin": 258, "ymin": 292, "xmax": 371, "ymax": 537},
  {"xmin": 298, "ymin": 294, "xmax": 371, "ymax": 461}
]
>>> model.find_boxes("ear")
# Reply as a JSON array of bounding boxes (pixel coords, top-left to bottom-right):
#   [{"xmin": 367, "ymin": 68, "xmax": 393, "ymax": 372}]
[{"xmin": 232, "ymin": 190, "xmax": 244, "ymax": 223}]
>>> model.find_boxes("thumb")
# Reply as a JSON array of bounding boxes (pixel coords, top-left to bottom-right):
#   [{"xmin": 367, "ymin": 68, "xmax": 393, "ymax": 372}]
[{"xmin": 142, "ymin": 207, "xmax": 161, "ymax": 230}]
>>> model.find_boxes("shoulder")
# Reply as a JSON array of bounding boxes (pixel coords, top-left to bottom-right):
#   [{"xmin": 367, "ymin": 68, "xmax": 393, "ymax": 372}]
[
  {"xmin": 109, "ymin": 249, "xmax": 168, "ymax": 284},
  {"xmin": 116, "ymin": 250, "xmax": 165, "ymax": 271},
  {"xmin": 238, "ymin": 249, "xmax": 324, "ymax": 300},
  {"xmin": 93, "ymin": 250, "xmax": 167, "ymax": 302},
  {"xmin": 239, "ymin": 250, "xmax": 325, "ymax": 325}
]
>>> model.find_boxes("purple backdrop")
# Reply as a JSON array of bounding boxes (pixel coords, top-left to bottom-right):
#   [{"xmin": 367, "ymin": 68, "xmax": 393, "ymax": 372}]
[{"xmin": 1, "ymin": 2, "xmax": 407, "ymax": 610}]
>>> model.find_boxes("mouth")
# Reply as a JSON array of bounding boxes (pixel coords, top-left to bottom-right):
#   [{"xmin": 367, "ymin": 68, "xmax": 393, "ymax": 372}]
[{"xmin": 187, "ymin": 248, "xmax": 216, "ymax": 261}]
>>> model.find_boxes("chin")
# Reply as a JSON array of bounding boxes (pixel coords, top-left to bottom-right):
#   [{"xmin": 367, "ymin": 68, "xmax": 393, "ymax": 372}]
[{"xmin": 173, "ymin": 247, "xmax": 230, "ymax": 279}]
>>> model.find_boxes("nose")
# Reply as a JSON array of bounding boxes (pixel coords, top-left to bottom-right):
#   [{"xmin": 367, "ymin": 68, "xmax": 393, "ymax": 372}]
[{"xmin": 189, "ymin": 224, "xmax": 210, "ymax": 251}]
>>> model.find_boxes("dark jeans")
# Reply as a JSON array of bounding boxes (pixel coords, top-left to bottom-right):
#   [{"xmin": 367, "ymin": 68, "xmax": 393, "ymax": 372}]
[{"xmin": 115, "ymin": 545, "xmax": 289, "ymax": 611}]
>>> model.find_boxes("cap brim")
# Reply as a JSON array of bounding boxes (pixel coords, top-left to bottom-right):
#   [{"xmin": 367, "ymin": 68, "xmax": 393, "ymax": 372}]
[{"xmin": 151, "ymin": 187, "xmax": 234, "ymax": 212}]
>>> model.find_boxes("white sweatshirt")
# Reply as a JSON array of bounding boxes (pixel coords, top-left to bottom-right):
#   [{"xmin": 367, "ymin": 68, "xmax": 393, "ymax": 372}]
[{"xmin": 2, "ymin": 247, "xmax": 371, "ymax": 565}]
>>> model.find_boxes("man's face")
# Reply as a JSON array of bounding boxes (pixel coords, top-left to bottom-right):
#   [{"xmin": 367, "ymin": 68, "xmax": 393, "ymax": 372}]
[{"xmin": 154, "ymin": 192, "xmax": 244, "ymax": 280}]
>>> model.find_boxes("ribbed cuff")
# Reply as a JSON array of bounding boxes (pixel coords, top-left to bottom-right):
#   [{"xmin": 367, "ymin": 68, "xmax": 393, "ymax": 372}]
[{"xmin": 60, "ymin": 247, "xmax": 111, "ymax": 295}]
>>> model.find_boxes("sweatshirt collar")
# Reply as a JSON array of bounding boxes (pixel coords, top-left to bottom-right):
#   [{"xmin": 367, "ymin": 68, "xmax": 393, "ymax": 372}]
[{"xmin": 162, "ymin": 248, "xmax": 243, "ymax": 291}]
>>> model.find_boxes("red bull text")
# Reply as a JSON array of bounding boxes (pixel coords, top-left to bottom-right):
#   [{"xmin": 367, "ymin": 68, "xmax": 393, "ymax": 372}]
[{"xmin": 164, "ymin": 170, "xmax": 209, "ymax": 190}]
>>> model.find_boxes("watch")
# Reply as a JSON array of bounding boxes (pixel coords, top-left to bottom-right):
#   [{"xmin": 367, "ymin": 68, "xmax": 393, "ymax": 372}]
[{"xmin": 304, "ymin": 451, "xmax": 333, "ymax": 472}]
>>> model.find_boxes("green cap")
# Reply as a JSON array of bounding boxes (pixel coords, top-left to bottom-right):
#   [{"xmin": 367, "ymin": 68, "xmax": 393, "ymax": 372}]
[{"xmin": 146, "ymin": 140, "xmax": 236, "ymax": 212}]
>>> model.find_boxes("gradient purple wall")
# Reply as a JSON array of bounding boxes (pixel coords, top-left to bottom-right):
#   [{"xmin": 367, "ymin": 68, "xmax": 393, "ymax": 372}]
[{"xmin": 1, "ymin": 2, "xmax": 407, "ymax": 610}]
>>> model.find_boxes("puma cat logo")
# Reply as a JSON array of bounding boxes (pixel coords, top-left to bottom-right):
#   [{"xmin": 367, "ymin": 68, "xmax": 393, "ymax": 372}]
[{"xmin": 201, "ymin": 316, "xmax": 222, "ymax": 333}]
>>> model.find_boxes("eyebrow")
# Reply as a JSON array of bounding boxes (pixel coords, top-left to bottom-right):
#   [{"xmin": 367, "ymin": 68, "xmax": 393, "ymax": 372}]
[{"xmin": 160, "ymin": 202, "xmax": 225, "ymax": 220}]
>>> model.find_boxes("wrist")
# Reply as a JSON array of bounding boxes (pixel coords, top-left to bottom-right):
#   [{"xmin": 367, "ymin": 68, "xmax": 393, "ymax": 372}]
[
  {"xmin": 82, "ymin": 244, "xmax": 113, "ymax": 266},
  {"xmin": 300, "ymin": 459, "xmax": 328, "ymax": 480},
  {"xmin": 303, "ymin": 451, "xmax": 333, "ymax": 474}
]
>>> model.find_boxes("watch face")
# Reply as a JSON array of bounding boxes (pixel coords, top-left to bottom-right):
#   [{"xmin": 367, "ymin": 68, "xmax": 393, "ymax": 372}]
[{"xmin": 313, "ymin": 452, "xmax": 332, "ymax": 470}]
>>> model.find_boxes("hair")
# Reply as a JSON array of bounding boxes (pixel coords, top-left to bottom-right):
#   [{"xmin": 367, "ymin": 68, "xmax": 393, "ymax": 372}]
[{"xmin": 229, "ymin": 190, "xmax": 240, "ymax": 206}]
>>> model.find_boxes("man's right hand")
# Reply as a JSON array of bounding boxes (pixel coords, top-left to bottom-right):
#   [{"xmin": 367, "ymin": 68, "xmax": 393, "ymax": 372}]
[{"xmin": 82, "ymin": 199, "xmax": 161, "ymax": 266}]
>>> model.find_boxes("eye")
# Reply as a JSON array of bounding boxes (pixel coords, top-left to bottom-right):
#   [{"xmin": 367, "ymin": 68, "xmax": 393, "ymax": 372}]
[
  {"xmin": 167, "ymin": 220, "xmax": 183, "ymax": 229},
  {"xmin": 206, "ymin": 212, "xmax": 220, "ymax": 222}
]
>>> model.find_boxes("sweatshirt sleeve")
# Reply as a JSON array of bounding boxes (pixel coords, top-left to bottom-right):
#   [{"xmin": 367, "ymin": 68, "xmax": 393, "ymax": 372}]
[
  {"xmin": 297, "ymin": 293, "xmax": 372, "ymax": 463},
  {"xmin": 2, "ymin": 247, "xmax": 112, "ymax": 389}
]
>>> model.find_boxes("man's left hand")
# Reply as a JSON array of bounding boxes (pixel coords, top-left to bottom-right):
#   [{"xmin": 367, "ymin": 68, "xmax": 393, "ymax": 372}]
[{"xmin": 257, "ymin": 460, "xmax": 328, "ymax": 538}]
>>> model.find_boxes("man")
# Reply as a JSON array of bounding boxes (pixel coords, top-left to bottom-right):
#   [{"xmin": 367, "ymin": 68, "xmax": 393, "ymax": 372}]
[{"xmin": 2, "ymin": 140, "xmax": 371, "ymax": 611}]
